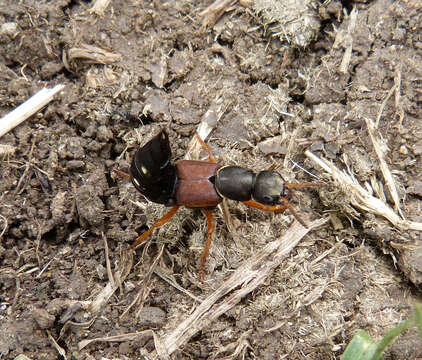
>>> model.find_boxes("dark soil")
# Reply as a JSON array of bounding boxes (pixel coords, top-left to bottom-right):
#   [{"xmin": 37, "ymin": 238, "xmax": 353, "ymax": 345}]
[{"xmin": 1, "ymin": 0, "xmax": 421, "ymax": 359}]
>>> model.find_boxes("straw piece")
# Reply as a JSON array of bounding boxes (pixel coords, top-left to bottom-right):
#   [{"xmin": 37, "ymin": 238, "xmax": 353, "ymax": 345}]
[
  {"xmin": 305, "ymin": 150, "xmax": 422, "ymax": 231},
  {"xmin": 364, "ymin": 116, "xmax": 404, "ymax": 218},
  {"xmin": 0, "ymin": 84, "xmax": 65, "ymax": 138},
  {"xmin": 89, "ymin": 0, "xmax": 111, "ymax": 16}
]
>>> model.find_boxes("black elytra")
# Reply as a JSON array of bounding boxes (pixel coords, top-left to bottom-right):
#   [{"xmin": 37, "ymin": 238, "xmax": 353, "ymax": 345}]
[{"xmin": 130, "ymin": 130, "xmax": 178, "ymax": 206}]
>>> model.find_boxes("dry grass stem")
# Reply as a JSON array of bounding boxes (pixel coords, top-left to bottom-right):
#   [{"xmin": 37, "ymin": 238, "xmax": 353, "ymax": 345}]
[
  {"xmin": 0, "ymin": 214, "xmax": 7, "ymax": 239},
  {"xmin": 78, "ymin": 330, "xmax": 153, "ymax": 350},
  {"xmin": 153, "ymin": 331, "xmax": 171, "ymax": 360},
  {"xmin": 284, "ymin": 127, "xmax": 299, "ymax": 168},
  {"xmin": 134, "ymin": 244, "xmax": 166, "ymax": 318},
  {"xmin": 394, "ymin": 66, "xmax": 404, "ymax": 129},
  {"xmin": 66, "ymin": 44, "xmax": 121, "ymax": 66},
  {"xmin": 199, "ymin": 0, "xmax": 239, "ymax": 28},
  {"xmin": 89, "ymin": 251, "xmax": 133, "ymax": 313},
  {"xmin": 213, "ymin": 330, "xmax": 252, "ymax": 359},
  {"xmin": 102, "ymin": 232, "xmax": 114, "ymax": 285},
  {"xmin": 305, "ymin": 150, "xmax": 422, "ymax": 231},
  {"xmin": 375, "ymin": 84, "xmax": 397, "ymax": 128},
  {"xmin": 153, "ymin": 268, "xmax": 203, "ymax": 302},
  {"xmin": 364, "ymin": 117, "xmax": 404, "ymax": 218},
  {"xmin": 155, "ymin": 218, "xmax": 328, "ymax": 356},
  {"xmin": 0, "ymin": 84, "xmax": 65, "ymax": 138},
  {"xmin": 48, "ymin": 330, "xmax": 67, "ymax": 359},
  {"xmin": 338, "ymin": 7, "xmax": 358, "ymax": 74},
  {"xmin": 0, "ymin": 144, "xmax": 16, "ymax": 156},
  {"xmin": 119, "ymin": 244, "xmax": 165, "ymax": 320}
]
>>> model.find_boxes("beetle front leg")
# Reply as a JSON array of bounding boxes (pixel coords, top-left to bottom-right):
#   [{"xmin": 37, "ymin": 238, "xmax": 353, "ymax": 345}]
[{"xmin": 242, "ymin": 199, "xmax": 308, "ymax": 228}]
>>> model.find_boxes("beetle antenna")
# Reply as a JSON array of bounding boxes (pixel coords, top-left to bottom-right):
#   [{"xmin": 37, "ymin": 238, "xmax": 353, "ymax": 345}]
[{"xmin": 284, "ymin": 182, "xmax": 323, "ymax": 190}]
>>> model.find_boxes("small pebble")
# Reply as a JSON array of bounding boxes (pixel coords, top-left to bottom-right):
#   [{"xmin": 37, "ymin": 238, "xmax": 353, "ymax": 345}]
[
  {"xmin": 399, "ymin": 145, "xmax": 408, "ymax": 155},
  {"xmin": 32, "ymin": 308, "xmax": 55, "ymax": 329},
  {"xmin": 137, "ymin": 306, "xmax": 166, "ymax": 327}
]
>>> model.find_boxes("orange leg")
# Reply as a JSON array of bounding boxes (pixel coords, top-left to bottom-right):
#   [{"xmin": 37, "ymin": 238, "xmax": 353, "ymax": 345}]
[
  {"xmin": 242, "ymin": 199, "xmax": 308, "ymax": 228},
  {"xmin": 129, "ymin": 205, "xmax": 180, "ymax": 250},
  {"xmin": 195, "ymin": 132, "xmax": 216, "ymax": 163},
  {"xmin": 199, "ymin": 209, "xmax": 215, "ymax": 281},
  {"xmin": 113, "ymin": 168, "xmax": 131, "ymax": 180}
]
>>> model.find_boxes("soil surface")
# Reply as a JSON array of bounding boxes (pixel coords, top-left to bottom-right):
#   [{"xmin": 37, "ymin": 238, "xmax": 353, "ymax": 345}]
[{"xmin": 1, "ymin": 0, "xmax": 421, "ymax": 359}]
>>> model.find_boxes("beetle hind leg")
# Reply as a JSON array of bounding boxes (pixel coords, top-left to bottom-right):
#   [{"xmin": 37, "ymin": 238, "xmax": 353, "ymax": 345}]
[
  {"xmin": 129, "ymin": 205, "xmax": 180, "ymax": 250},
  {"xmin": 199, "ymin": 209, "xmax": 215, "ymax": 281}
]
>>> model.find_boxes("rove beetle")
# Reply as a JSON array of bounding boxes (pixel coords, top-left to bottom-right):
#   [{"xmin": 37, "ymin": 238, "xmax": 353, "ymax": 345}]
[{"xmin": 128, "ymin": 129, "xmax": 320, "ymax": 280}]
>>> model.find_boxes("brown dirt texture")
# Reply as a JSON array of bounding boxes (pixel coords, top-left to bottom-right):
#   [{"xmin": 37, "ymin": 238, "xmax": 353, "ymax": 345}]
[{"xmin": 1, "ymin": 0, "xmax": 422, "ymax": 359}]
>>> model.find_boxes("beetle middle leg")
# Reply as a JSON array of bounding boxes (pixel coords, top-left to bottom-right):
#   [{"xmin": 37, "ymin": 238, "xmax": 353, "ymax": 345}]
[
  {"xmin": 129, "ymin": 205, "xmax": 180, "ymax": 250},
  {"xmin": 195, "ymin": 132, "xmax": 216, "ymax": 163},
  {"xmin": 113, "ymin": 168, "xmax": 131, "ymax": 180},
  {"xmin": 199, "ymin": 209, "xmax": 215, "ymax": 281},
  {"xmin": 242, "ymin": 199, "xmax": 308, "ymax": 228}
]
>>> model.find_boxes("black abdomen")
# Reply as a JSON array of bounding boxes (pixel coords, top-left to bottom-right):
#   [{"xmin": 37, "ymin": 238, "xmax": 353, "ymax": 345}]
[{"xmin": 215, "ymin": 166, "xmax": 254, "ymax": 201}]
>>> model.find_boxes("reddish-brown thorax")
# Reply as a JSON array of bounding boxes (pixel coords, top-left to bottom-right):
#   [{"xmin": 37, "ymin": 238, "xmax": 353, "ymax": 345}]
[{"xmin": 175, "ymin": 160, "xmax": 222, "ymax": 207}]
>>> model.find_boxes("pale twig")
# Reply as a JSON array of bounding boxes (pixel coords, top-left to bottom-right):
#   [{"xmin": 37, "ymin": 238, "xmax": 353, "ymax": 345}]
[
  {"xmin": 0, "ymin": 214, "xmax": 7, "ymax": 239},
  {"xmin": 339, "ymin": 7, "xmax": 358, "ymax": 74},
  {"xmin": 0, "ymin": 144, "xmax": 16, "ymax": 156},
  {"xmin": 289, "ymin": 159, "xmax": 320, "ymax": 180},
  {"xmin": 103, "ymin": 232, "xmax": 115, "ymax": 286},
  {"xmin": 47, "ymin": 330, "xmax": 67, "ymax": 360},
  {"xmin": 375, "ymin": 84, "xmax": 397, "ymax": 129},
  {"xmin": 134, "ymin": 244, "xmax": 166, "ymax": 318},
  {"xmin": 89, "ymin": 251, "xmax": 133, "ymax": 313},
  {"xmin": 0, "ymin": 84, "xmax": 65, "ymax": 138},
  {"xmin": 394, "ymin": 66, "xmax": 404, "ymax": 130},
  {"xmin": 66, "ymin": 44, "xmax": 121, "ymax": 66},
  {"xmin": 213, "ymin": 329, "xmax": 252, "ymax": 359},
  {"xmin": 199, "ymin": 0, "xmax": 239, "ymax": 28},
  {"xmin": 79, "ymin": 330, "xmax": 153, "ymax": 350},
  {"xmin": 89, "ymin": 0, "xmax": 111, "ymax": 16},
  {"xmin": 37, "ymin": 246, "xmax": 72, "ymax": 279},
  {"xmin": 153, "ymin": 268, "xmax": 203, "ymax": 303}
]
